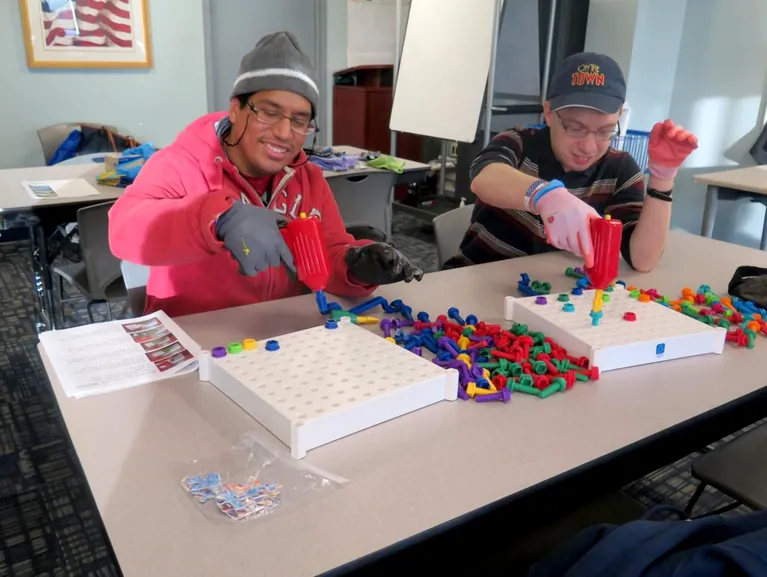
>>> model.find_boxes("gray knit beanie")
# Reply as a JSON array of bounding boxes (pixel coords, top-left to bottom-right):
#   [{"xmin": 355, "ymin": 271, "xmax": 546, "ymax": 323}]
[{"xmin": 230, "ymin": 32, "xmax": 319, "ymax": 117}]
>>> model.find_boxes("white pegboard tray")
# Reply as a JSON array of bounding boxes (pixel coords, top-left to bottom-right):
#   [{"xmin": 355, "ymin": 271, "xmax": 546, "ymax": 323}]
[
  {"xmin": 199, "ymin": 320, "xmax": 459, "ymax": 459},
  {"xmin": 504, "ymin": 286, "xmax": 727, "ymax": 372}
]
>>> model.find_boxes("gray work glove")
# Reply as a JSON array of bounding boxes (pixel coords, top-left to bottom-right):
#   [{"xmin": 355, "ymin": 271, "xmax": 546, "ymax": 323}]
[
  {"xmin": 215, "ymin": 201, "xmax": 295, "ymax": 276},
  {"xmin": 345, "ymin": 243, "xmax": 424, "ymax": 285}
]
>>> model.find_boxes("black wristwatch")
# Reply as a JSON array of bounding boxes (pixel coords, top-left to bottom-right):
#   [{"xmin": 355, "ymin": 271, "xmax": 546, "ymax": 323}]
[{"xmin": 647, "ymin": 187, "xmax": 672, "ymax": 202}]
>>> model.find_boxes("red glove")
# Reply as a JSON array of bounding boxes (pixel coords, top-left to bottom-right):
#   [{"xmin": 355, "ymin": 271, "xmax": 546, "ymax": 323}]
[{"xmin": 647, "ymin": 119, "xmax": 698, "ymax": 180}]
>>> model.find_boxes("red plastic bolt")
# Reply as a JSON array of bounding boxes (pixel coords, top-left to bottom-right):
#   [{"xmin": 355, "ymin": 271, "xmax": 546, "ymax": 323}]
[{"xmin": 623, "ymin": 312, "xmax": 637, "ymax": 321}]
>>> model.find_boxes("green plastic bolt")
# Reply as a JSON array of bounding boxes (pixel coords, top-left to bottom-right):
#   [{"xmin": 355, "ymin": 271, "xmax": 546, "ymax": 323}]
[{"xmin": 558, "ymin": 293, "xmax": 570, "ymax": 302}]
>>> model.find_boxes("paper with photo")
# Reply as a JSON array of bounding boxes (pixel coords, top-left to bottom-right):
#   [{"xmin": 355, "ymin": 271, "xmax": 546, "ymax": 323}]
[
  {"xmin": 39, "ymin": 311, "xmax": 201, "ymax": 398},
  {"xmin": 22, "ymin": 179, "xmax": 101, "ymax": 200}
]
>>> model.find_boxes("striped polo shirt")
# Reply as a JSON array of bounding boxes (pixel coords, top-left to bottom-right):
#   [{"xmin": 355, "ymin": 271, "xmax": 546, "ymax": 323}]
[{"xmin": 444, "ymin": 125, "xmax": 646, "ymax": 269}]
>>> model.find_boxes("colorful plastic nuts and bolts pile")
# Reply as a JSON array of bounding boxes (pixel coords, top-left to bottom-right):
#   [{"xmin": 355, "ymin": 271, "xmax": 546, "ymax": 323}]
[{"xmin": 337, "ymin": 296, "xmax": 599, "ymax": 404}]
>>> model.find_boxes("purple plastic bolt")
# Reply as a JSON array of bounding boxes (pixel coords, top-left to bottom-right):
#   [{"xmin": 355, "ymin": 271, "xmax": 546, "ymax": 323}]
[
  {"xmin": 380, "ymin": 318, "xmax": 393, "ymax": 338},
  {"xmin": 457, "ymin": 386, "xmax": 470, "ymax": 400},
  {"xmin": 475, "ymin": 388, "xmax": 511, "ymax": 403},
  {"xmin": 469, "ymin": 365, "xmax": 484, "ymax": 380},
  {"xmin": 437, "ymin": 336, "xmax": 460, "ymax": 357},
  {"xmin": 411, "ymin": 346, "xmax": 422, "ymax": 356},
  {"xmin": 441, "ymin": 359, "xmax": 471, "ymax": 384},
  {"xmin": 211, "ymin": 346, "xmax": 227, "ymax": 358},
  {"xmin": 535, "ymin": 296, "xmax": 548, "ymax": 305},
  {"xmin": 392, "ymin": 319, "xmax": 415, "ymax": 329}
]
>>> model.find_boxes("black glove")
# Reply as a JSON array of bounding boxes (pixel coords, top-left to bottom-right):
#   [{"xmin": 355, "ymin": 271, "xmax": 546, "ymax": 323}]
[
  {"xmin": 215, "ymin": 201, "xmax": 295, "ymax": 276},
  {"xmin": 345, "ymin": 243, "xmax": 424, "ymax": 285}
]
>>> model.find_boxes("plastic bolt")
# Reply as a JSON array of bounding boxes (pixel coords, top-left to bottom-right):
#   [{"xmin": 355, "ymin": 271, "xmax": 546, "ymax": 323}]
[
  {"xmin": 242, "ymin": 338, "xmax": 258, "ymax": 350},
  {"xmin": 557, "ymin": 294, "xmax": 569, "ymax": 302},
  {"xmin": 379, "ymin": 318, "xmax": 393, "ymax": 338},
  {"xmin": 447, "ymin": 307, "xmax": 465, "ymax": 325},
  {"xmin": 474, "ymin": 388, "xmax": 511, "ymax": 403},
  {"xmin": 563, "ymin": 303, "xmax": 575, "ymax": 312},
  {"xmin": 623, "ymin": 312, "xmax": 636, "ymax": 321},
  {"xmin": 535, "ymin": 296, "xmax": 548, "ymax": 305},
  {"xmin": 325, "ymin": 319, "xmax": 338, "ymax": 329},
  {"xmin": 227, "ymin": 342, "xmax": 243, "ymax": 354},
  {"xmin": 265, "ymin": 340, "xmax": 280, "ymax": 352},
  {"xmin": 211, "ymin": 346, "xmax": 227, "ymax": 358},
  {"xmin": 571, "ymin": 288, "xmax": 583, "ymax": 296}
]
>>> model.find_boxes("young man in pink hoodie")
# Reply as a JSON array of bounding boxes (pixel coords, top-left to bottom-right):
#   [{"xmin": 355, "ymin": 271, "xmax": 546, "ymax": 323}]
[{"xmin": 108, "ymin": 32, "xmax": 422, "ymax": 317}]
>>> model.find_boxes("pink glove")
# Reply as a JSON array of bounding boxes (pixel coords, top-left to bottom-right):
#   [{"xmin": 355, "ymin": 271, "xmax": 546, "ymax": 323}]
[
  {"xmin": 535, "ymin": 186, "xmax": 599, "ymax": 268},
  {"xmin": 647, "ymin": 119, "xmax": 699, "ymax": 180}
]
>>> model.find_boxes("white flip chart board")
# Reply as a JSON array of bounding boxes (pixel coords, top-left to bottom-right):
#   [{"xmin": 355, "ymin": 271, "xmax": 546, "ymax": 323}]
[{"xmin": 389, "ymin": 0, "xmax": 499, "ymax": 142}]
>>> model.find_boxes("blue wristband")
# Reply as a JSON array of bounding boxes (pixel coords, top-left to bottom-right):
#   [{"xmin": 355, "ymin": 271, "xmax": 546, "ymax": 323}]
[{"xmin": 531, "ymin": 179, "xmax": 564, "ymax": 210}]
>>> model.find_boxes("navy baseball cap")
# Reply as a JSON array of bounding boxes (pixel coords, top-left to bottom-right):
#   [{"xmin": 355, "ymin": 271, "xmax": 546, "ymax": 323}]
[{"xmin": 547, "ymin": 52, "xmax": 626, "ymax": 114}]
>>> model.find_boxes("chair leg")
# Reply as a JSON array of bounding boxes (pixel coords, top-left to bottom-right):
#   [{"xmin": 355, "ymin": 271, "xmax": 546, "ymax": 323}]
[
  {"xmin": 55, "ymin": 275, "xmax": 66, "ymax": 328},
  {"xmin": 86, "ymin": 301, "xmax": 96, "ymax": 323},
  {"xmin": 105, "ymin": 302, "xmax": 113, "ymax": 321},
  {"xmin": 685, "ymin": 481, "xmax": 708, "ymax": 517}
]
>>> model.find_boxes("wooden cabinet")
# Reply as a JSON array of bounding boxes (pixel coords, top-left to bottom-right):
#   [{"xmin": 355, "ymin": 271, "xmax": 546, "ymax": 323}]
[{"xmin": 332, "ymin": 65, "xmax": 424, "ymax": 162}]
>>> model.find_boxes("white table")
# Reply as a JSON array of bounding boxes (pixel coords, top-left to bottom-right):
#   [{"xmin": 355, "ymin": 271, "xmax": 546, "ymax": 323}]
[
  {"xmin": 694, "ymin": 165, "xmax": 767, "ymax": 249},
  {"xmin": 0, "ymin": 163, "xmax": 123, "ymax": 331},
  {"xmin": 39, "ymin": 231, "xmax": 767, "ymax": 576},
  {"xmin": 323, "ymin": 145, "xmax": 430, "ymax": 240}
]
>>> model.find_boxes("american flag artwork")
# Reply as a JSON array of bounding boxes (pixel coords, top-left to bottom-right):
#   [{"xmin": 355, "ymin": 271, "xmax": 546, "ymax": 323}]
[{"xmin": 41, "ymin": 0, "xmax": 135, "ymax": 49}]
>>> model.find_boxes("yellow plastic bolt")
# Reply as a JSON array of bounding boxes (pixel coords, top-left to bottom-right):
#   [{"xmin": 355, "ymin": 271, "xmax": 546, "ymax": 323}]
[
  {"xmin": 457, "ymin": 336, "xmax": 471, "ymax": 350},
  {"xmin": 242, "ymin": 338, "xmax": 258, "ymax": 350},
  {"xmin": 456, "ymin": 353, "xmax": 472, "ymax": 366},
  {"xmin": 465, "ymin": 382, "xmax": 495, "ymax": 398},
  {"xmin": 385, "ymin": 336, "xmax": 396, "ymax": 344},
  {"xmin": 354, "ymin": 315, "xmax": 380, "ymax": 325}
]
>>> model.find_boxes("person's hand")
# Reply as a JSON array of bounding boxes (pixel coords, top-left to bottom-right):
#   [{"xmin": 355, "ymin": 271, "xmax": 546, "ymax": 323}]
[
  {"xmin": 534, "ymin": 186, "xmax": 600, "ymax": 268},
  {"xmin": 215, "ymin": 201, "xmax": 295, "ymax": 276},
  {"xmin": 345, "ymin": 243, "xmax": 424, "ymax": 285},
  {"xmin": 648, "ymin": 119, "xmax": 699, "ymax": 180}
]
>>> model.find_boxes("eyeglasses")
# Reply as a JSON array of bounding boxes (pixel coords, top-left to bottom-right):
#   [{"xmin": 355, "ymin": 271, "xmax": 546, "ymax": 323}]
[
  {"xmin": 248, "ymin": 103, "xmax": 318, "ymax": 136},
  {"xmin": 556, "ymin": 112, "xmax": 619, "ymax": 141}
]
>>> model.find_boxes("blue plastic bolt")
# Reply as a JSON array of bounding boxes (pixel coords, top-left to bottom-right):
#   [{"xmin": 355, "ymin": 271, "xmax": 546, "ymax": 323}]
[
  {"xmin": 265, "ymin": 339, "xmax": 280, "ymax": 351},
  {"xmin": 465, "ymin": 314, "xmax": 478, "ymax": 326},
  {"xmin": 589, "ymin": 310, "xmax": 603, "ymax": 327},
  {"xmin": 447, "ymin": 307, "xmax": 465, "ymax": 325},
  {"xmin": 572, "ymin": 288, "xmax": 583, "ymax": 296},
  {"xmin": 563, "ymin": 303, "xmax": 575, "ymax": 312},
  {"xmin": 324, "ymin": 319, "xmax": 338, "ymax": 329},
  {"xmin": 417, "ymin": 311, "xmax": 430, "ymax": 322}
]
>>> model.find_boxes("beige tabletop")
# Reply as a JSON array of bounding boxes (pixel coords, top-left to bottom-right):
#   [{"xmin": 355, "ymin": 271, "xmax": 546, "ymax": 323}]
[
  {"xmin": 41, "ymin": 230, "xmax": 767, "ymax": 577},
  {"xmin": 0, "ymin": 163, "xmax": 122, "ymax": 212},
  {"xmin": 322, "ymin": 144, "xmax": 430, "ymax": 179},
  {"xmin": 693, "ymin": 165, "xmax": 767, "ymax": 195}
]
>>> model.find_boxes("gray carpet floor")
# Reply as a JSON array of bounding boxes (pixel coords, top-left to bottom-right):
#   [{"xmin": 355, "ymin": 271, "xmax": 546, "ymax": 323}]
[{"xmin": 0, "ymin": 211, "xmax": 756, "ymax": 576}]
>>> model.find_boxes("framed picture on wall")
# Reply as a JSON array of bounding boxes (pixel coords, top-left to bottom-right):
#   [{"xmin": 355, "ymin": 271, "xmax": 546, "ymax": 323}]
[{"xmin": 19, "ymin": 0, "xmax": 152, "ymax": 68}]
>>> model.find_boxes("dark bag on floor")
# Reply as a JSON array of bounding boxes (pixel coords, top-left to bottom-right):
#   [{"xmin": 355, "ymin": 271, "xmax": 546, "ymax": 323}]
[
  {"xmin": 728, "ymin": 266, "xmax": 767, "ymax": 309},
  {"xmin": 527, "ymin": 507, "xmax": 767, "ymax": 577}
]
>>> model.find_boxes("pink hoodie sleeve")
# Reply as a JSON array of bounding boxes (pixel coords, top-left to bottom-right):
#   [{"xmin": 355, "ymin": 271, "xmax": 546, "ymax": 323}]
[
  {"xmin": 312, "ymin": 174, "xmax": 378, "ymax": 298},
  {"xmin": 108, "ymin": 148, "xmax": 236, "ymax": 266}
]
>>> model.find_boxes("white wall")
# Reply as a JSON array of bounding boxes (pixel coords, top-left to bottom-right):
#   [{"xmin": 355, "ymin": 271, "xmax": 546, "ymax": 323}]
[
  {"xmin": 669, "ymin": 0, "xmax": 767, "ymax": 247},
  {"xmin": 0, "ymin": 0, "xmax": 209, "ymax": 169},
  {"xmin": 586, "ymin": 0, "xmax": 767, "ymax": 249},
  {"xmin": 324, "ymin": 0, "xmax": 349, "ymax": 144},
  {"xmin": 204, "ymin": 0, "xmax": 317, "ymax": 114}
]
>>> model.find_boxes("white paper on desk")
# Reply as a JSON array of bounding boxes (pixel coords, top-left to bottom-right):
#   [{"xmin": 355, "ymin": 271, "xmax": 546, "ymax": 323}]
[
  {"xmin": 39, "ymin": 311, "xmax": 201, "ymax": 399},
  {"xmin": 22, "ymin": 179, "xmax": 100, "ymax": 200}
]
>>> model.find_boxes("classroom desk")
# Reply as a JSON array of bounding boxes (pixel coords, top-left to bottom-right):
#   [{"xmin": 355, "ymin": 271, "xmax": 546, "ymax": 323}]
[
  {"xmin": 0, "ymin": 163, "xmax": 123, "ymax": 332},
  {"xmin": 323, "ymin": 145, "xmax": 431, "ymax": 240},
  {"xmin": 694, "ymin": 165, "xmax": 767, "ymax": 249},
  {"xmin": 39, "ymin": 231, "xmax": 767, "ymax": 576},
  {"xmin": 61, "ymin": 146, "xmax": 431, "ymax": 241}
]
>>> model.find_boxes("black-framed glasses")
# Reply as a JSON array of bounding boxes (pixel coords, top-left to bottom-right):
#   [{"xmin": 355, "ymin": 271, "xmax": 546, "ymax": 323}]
[
  {"xmin": 247, "ymin": 103, "xmax": 318, "ymax": 136},
  {"xmin": 556, "ymin": 111, "xmax": 619, "ymax": 141}
]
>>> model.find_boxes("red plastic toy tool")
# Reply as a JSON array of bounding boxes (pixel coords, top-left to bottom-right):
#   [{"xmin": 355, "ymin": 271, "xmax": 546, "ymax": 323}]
[
  {"xmin": 281, "ymin": 212, "xmax": 330, "ymax": 292},
  {"xmin": 585, "ymin": 216, "xmax": 623, "ymax": 290}
]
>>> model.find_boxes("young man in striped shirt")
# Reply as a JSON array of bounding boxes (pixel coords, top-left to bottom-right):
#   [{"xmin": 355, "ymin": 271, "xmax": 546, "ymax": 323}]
[{"xmin": 444, "ymin": 52, "xmax": 698, "ymax": 272}]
